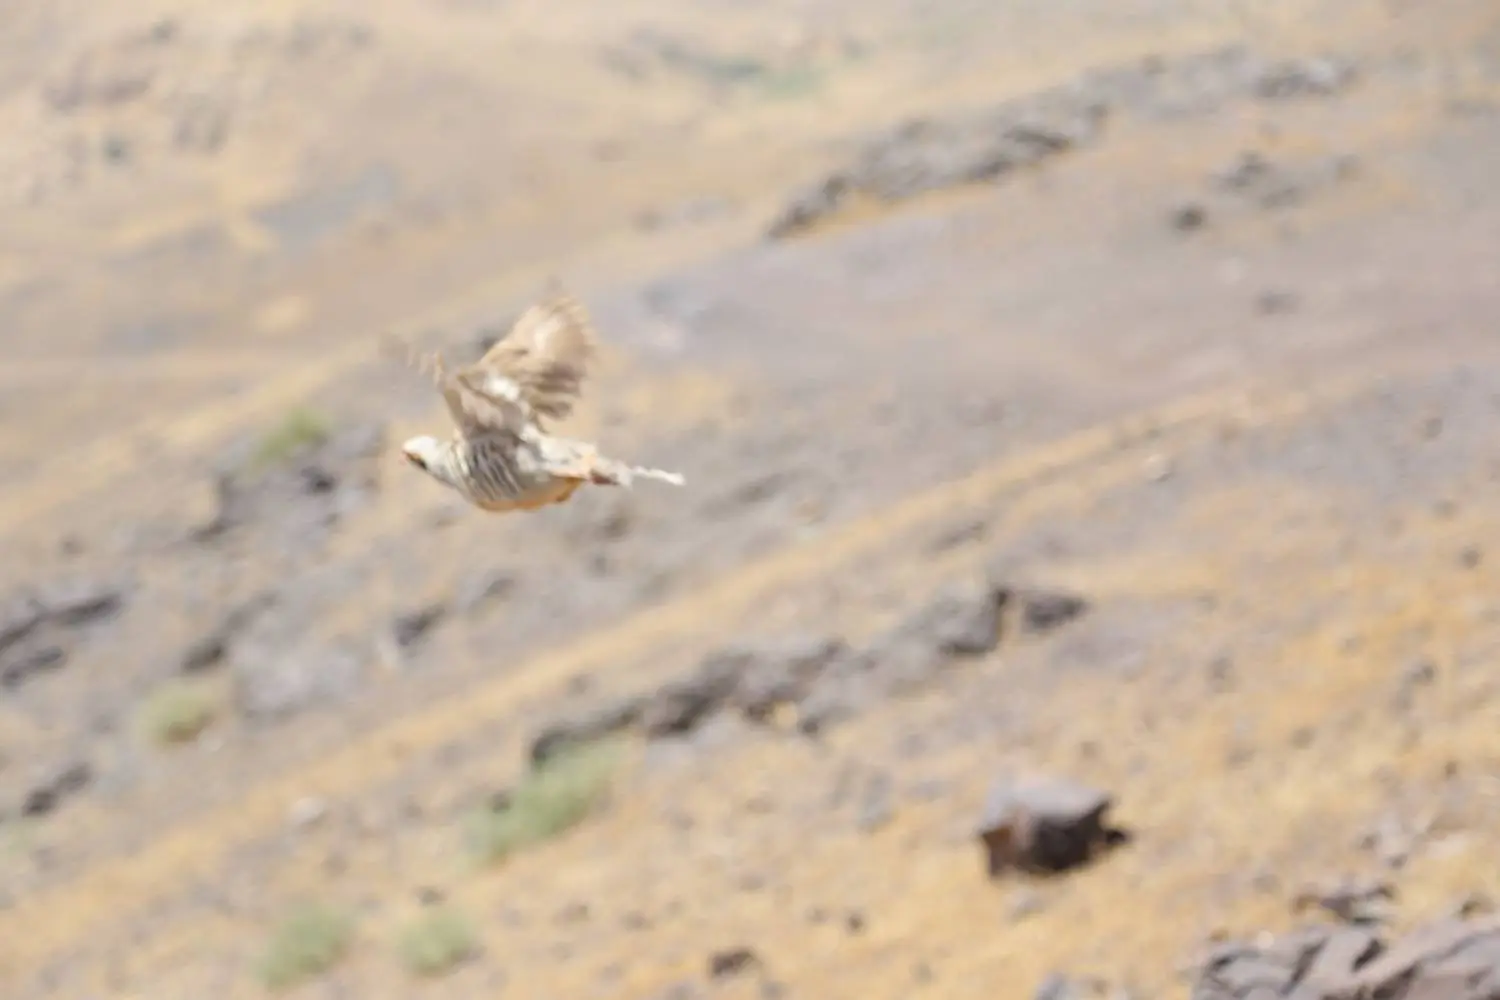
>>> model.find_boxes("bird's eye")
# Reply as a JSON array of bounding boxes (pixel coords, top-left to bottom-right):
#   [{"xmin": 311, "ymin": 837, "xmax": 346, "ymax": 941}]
[{"xmin": 405, "ymin": 452, "xmax": 427, "ymax": 471}]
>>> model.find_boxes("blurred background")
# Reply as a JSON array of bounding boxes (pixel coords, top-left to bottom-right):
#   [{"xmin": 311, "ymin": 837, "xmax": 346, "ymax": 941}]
[{"xmin": 4, "ymin": 0, "xmax": 1500, "ymax": 997}]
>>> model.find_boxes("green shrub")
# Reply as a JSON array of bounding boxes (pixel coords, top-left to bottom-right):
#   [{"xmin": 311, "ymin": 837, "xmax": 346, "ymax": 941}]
[
  {"xmin": 252, "ymin": 407, "xmax": 329, "ymax": 469},
  {"xmin": 257, "ymin": 902, "xmax": 354, "ymax": 992},
  {"xmin": 397, "ymin": 907, "xmax": 478, "ymax": 977},
  {"xmin": 467, "ymin": 740, "xmax": 618, "ymax": 865},
  {"xmin": 139, "ymin": 680, "xmax": 216, "ymax": 745}
]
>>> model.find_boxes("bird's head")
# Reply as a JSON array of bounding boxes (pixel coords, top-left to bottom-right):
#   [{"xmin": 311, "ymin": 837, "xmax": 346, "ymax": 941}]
[{"xmin": 400, "ymin": 436, "xmax": 453, "ymax": 486}]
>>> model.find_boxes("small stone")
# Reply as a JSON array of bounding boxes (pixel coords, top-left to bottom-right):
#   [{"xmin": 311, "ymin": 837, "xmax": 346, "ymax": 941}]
[
  {"xmin": 288, "ymin": 796, "xmax": 328, "ymax": 830},
  {"xmin": 977, "ymin": 775, "xmax": 1126, "ymax": 876},
  {"xmin": 893, "ymin": 583, "xmax": 1009, "ymax": 659},
  {"xmin": 1256, "ymin": 289, "xmax": 1299, "ymax": 315},
  {"xmin": 1018, "ymin": 589, "xmax": 1090, "ymax": 634},
  {"xmin": 1393, "ymin": 659, "xmax": 1437, "ymax": 712},
  {"xmin": 708, "ymin": 947, "xmax": 761, "ymax": 979},
  {"xmin": 1009, "ymin": 889, "xmax": 1046, "ymax": 920},
  {"xmin": 1170, "ymin": 202, "xmax": 1207, "ymax": 231},
  {"xmin": 392, "ymin": 602, "xmax": 446, "ymax": 649},
  {"xmin": 1034, "ymin": 973, "xmax": 1078, "ymax": 1000}
]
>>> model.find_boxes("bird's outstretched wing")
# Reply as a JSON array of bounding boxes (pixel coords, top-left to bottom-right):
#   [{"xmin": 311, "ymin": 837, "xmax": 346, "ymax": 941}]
[
  {"xmin": 467, "ymin": 286, "xmax": 598, "ymax": 424},
  {"xmin": 382, "ymin": 334, "xmax": 528, "ymax": 438}
]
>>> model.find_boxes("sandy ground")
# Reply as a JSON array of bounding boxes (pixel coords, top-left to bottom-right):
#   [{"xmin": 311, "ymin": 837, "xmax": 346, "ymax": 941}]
[{"xmin": 3, "ymin": 0, "xmax": 1500, "ymax": 997}]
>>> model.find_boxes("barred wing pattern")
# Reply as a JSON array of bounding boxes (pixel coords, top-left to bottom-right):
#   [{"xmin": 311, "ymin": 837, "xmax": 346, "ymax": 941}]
[{"xmin": 472, "ymin": 291, "xmax": 598, "ymax": 423}]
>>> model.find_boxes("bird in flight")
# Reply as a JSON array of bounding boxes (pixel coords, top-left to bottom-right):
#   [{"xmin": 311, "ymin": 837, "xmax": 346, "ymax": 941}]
[{"xmin": 385, "ymin": 285, "xmax": 684, "ymax": 514}]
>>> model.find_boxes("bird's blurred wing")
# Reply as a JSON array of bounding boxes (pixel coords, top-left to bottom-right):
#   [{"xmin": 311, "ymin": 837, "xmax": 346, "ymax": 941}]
[
  {"xmin": 383, "ymin": 333, "xmax": 527, "ymax": 436},
  {"xmin": 449, "ymin": 368, "xmax": 530, "ymax": 436},
  {"xmin": 470, "ymin": 286, "xmax": 597, "ymax": 422}
]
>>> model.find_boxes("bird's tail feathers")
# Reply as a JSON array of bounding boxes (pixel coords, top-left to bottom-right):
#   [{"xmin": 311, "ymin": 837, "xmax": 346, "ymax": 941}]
[{"xmin": 587, "ymin": 456, "xmax": 685, "ymax": 488}]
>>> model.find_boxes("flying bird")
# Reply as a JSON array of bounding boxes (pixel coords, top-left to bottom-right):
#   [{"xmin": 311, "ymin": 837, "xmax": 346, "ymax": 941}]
[{"xmin": 385, "ymin": 286, "xmax": 684, "ymax": 514}]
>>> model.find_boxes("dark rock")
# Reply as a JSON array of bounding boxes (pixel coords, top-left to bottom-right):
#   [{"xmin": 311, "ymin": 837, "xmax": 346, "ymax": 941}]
[
  {"xmin": 708, "ymin": 947, "xmax": 761, "ymax": 979},
  {"xmin": 38, "ymin": 578, "xmax": 126, "ymax": 627},
  {"xmin": 1216, "ymin": 151, "xmax": 1275, "ymax": 191},
  {"xmin": 392, "ymin": 602, "xmax": 446, "ymax": 649},
  {"xmin": 888, "ymin": 582, "xmax": 1009, "ymax": 661},
  {"xmin": 728, "ymin": 635, "xmax": 849, "ymax": 722},
  {"xmin": 1172, "ymin": 202, "xmax": 1208, "ymax": 231},
  {"xmin": 0, "ymin": 643, "xmax": 67, "ymax": 689},
  {"xmin": 766, "ymin": 88, "xmax": 1105, "ymax": 238},
  {"xmin": 1256, "ymin": 290, "xmax": 1300, "ymax": 316},
  {"xmin": 766, "ymin": 173, "xmax": 851, "ymax": 239},
  {"xmin": 641, "ymin": 655, "xmax": 741, "ymax": 737},
  {"xmin": 1293, "ymin": 877, "xmax": 1396, "ymax": 925},
  {"xmin": 0, "ymin": 596, "xmax": 45, "ymax": 654},
  {"xmin": 0, "ymin": 578, "xmax": 129, "ymax": 690},
  {"xmin": 181, "ymin": 591, "xmax": 276, "ymax": 673},
  {"xmin": 1017, "ymin": 588, "xmax": 1090, "ymax": 634},
  {"xmin": 1190, "ymin": 916, "xmax": 1500, "ymax": 1000},
  {"xmin": 977, "ymin": 775, "xmax": 1127, "ymax": 876},
  {"xmin": 529, "ymin": 697, "xmax": 644, "ymax": 766},
  {"xmin": 21, "ymin": 760, "xmax": 94, "ymax": 818}
]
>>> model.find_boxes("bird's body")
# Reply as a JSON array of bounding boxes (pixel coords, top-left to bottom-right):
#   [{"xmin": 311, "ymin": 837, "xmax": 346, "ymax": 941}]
[{"xmin": 387, "ymin": 286, "xmax": 684, "ymax": 514}]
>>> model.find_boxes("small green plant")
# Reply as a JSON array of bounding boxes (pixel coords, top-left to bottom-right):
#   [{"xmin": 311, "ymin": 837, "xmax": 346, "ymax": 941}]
[
  {"xmin": 251, "ymin": 407, "xmax": 329, "ymax": 469},
  {"xmin": 760, "ymin": 66, "xmax": 824, "ymax": 100},
  {"xmin": 257, "ymin": 902, "xmax": 354, "ymax": 992},
  {"xmin": 466, "ymin": 740, "xmax": 619, "ymax": 865},
  {"xmin": 397, "ymin": 907, "xmax": 478, "ymax": 977},
  {"xmin": 138, "ymin": 680, "xmax": 216, "ymax": 745},
  {"xmin": 0, "ymin": 817, "xmax": 36, "ymax": 858}
]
